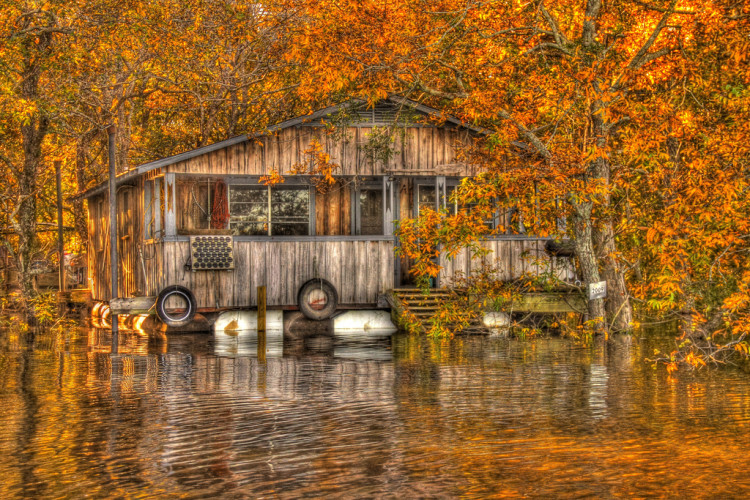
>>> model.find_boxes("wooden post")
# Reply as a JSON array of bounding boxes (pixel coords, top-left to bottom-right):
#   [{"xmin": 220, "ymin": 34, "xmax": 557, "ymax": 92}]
[
  {"xmin": 257, "ymin": 286, "xmax": 266, "ymax": 334},
  {"xmin": 163, "ymin": 173, "xmax": 176, "ymax": 237},
  {"xmin": 55, "ymin": 160, "xmax": 67, "ymax": 315},
  {"xmin": 257, "ymin": 286, "xmax": 266, "ymax": 362},
  {"xmin": 55, "ymin": 160, "xmax": 65, "ymax": 293},
  {"xmin": 107, "ymin": 125, "xmax": 119, "ymax": 351}
]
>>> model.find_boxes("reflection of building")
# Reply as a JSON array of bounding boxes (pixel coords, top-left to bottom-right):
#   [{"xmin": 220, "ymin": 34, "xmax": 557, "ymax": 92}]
[
  {"xmin": 131, "ymin": 343, "xmax": 405, "ymax": 494},
  {"xmin": 9, "ymin": 330, "xmax": 750, "ymax": 497}
]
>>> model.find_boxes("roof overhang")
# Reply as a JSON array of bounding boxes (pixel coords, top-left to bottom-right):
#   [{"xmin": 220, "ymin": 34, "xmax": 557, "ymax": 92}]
[{"xmin": 74, "ymin": 96, "xmax": 490, "ymax": 200}]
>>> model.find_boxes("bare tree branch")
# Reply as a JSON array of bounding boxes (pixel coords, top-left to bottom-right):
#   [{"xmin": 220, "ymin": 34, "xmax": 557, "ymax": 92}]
[
  {"xmin": 627, "ymin": 0, "xmax": 678, "ymax": 70},
  {"xmin": 539, "ymin": 3, "xmax": 570, "ymax": 46}
]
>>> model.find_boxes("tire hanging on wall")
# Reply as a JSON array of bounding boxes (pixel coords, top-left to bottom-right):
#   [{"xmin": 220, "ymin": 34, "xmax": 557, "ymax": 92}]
[
  {"xmin": 297, "ymin": 279, "xmax": 338, "ymax": 321},
  {"xmin": 156, "ymin": 285, "xmax": 197, "ymax": 327}
]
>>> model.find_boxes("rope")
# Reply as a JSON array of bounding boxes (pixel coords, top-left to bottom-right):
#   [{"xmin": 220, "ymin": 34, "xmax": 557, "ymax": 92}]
[{"xmin": 211, "ymin": 181, "xmax": 230, "ymax": 229}]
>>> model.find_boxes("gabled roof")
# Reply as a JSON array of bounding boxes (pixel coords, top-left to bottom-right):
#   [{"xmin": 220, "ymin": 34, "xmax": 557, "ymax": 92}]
[
  {"xmin": 264, "ymin": 95, "xmax": 490, "ymax": 135},
  {"xmin": 76, "ymin": 95, "xmax": 489, "ymax": 199}
]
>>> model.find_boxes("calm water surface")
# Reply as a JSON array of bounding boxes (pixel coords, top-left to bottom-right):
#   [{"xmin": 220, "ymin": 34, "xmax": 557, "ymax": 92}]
[{"xmin": 1, "ymin": 324, "xmax": 749, "ymax": 498}]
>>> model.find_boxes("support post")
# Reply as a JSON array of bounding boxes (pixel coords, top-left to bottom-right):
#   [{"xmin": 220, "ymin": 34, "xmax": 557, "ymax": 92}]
[
  {"xmin": 107, "ymin": 125, "xmax": 119, "ymax": 351},
  {"xmin": 257, "ymin": 286, "xmax": 266, "ymax": 334},
  {"xmin": 55, "ymin": 161, "xmax": 65, "ymax": 292},
  {"xmin": 163, "ymin": 173, "xmax": 176, "ymax": 237},
  {"xmin": 55, "ymin": 160, "xmax": 66, "ymax": 315},
  {"xmin": 257, "ymin": 285, "xmax": 266, "ymax": 362}
]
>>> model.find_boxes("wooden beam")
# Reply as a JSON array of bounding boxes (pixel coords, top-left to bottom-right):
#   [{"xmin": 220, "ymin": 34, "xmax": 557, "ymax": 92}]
[
  {"xmin": 164, "ymin": 173, "xmax": 176, "ymax": 237},
  {"xmin": 511, "ymin": 292, "xmax": 586, "ymax": 314}
]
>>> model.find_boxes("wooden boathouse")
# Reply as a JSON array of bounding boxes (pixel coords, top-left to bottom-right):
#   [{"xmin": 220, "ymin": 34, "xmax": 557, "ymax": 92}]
[{"xmin": 80, "ymin": 96, "xmax": 574, "ymax": 326}]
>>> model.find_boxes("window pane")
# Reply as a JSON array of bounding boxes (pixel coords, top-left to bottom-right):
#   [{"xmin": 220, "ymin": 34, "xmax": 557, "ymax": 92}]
[
  {"xmin": 446, "ymin": 185, "xmax": 457, "ymax": 215},
  {"xmin": 144, "ymin": 180, "xmax": 153, "ymax": 239},
  {"xmin": 232, "ymin": 203, "xmax": 268, "ymax": 219},
  {"xmin": 233, "ymin": 221, "xmax": 268, "ymax": 236},
  {"xmin": 360, "ymin": 188, "xmax": 383, "ymax": 235},
  {"xmin": 271, "ymin": 222, "xmax": 309, "ymax": 236},
  {"xmin": 230, "ymin": 186, "xmax": 267, "ymax": 204},
  {"xmin": 230, "ymin": 185, "xmax": 268, "ymax": 235},
  {"xmin": 448, "ymin": 184, "xmax": 496, "ymax": 230},
  {"xmin": 229, "ymin": 185, "xmax": 310, "ymax": 236},
  {"xmin": 271, "ymin": 187, "xmax": 309, "ymax": 222},
  {"xmin": 417, "ymin": 185, "xmax": 436, "ymax": 215}
]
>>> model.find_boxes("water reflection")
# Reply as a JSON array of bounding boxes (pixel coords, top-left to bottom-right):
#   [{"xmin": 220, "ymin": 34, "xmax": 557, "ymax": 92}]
[{"xmin": 1, "ymin": 326, "xmax": 750, "ymax": 498}]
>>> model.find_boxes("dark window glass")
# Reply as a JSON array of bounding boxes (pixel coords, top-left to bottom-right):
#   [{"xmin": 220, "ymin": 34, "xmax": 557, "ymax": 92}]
[
  {"xmin": 417, "ymin": 184, "xmax": 436, "ymax": 216},
  {"xmin": 230, "ymin": 185, "xmax": 268, "ymax": 235},
  {"xmin": 271, "ymin": 187, "xmax": 309, "ymax": 236},
  {"xmin": 360, "ymin": 188, "xmax": 383, "ymax": 235},
  {"xmin": 229, "ymin": 185, "xmax": 309, "ymax": 236}
]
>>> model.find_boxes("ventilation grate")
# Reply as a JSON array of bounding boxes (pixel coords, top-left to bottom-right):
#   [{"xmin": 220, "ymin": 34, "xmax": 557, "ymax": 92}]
[
  {"xmin": 190, "ymin": 235, "xmax": 234, "ymax": 271},
  {"xmin": 356, "ymin": 102, "xmax": 399, "ymax": 124}
]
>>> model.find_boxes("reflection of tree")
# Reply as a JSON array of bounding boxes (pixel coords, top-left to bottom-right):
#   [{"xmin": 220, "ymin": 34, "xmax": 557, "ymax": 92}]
[
  {"xmin": 5, "ymin": 327, "xmax": 750, "ymax": 497},
  {"xmin": 13, "ymin": 347, "xmax": 46, "ymax": 497}
]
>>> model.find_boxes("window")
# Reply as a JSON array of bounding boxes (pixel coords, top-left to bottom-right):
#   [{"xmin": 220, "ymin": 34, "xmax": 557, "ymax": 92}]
[
  {"xmin": 417, "ymin": 184, "xmax": 436, "ymax": 216},
  {"xmin": 229, "ymin": 185, "xmax": 310, "ymax": 236},
  {"xmin": 271, "ymin": 186, "xmax": 310, "ymax": 235},
  {"xmin": 359, "ymin": 187, "xmax": 383, "ymax": 235},
  {"xmin": 230, "ymin": 185, "xmax": 268, "ymax": 235},
  {"xmin": 446, "ymin": 183, "xmax": 497, "ymax": 230}
]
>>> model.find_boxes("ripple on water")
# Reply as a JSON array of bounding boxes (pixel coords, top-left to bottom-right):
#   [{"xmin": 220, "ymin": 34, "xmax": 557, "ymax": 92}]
[{"xmin": 0, "ymin": 328, "xmax": 749, "ymax": 498}]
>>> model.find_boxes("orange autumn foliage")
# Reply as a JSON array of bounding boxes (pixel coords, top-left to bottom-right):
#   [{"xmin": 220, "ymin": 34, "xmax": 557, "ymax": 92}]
[{"xmin": 275, "ymin": 0, "xmax": 750, "ymax": 361}]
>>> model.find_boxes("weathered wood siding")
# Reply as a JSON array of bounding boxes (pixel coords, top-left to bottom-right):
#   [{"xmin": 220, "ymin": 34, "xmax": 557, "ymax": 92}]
[
  {"xmin": 315, "ymin": 181, "xmax": 351, "ymax": 236},
  {"xmin": 88, "ymin": 181, "xmax": 144, "ymax": 301},
  {"xmin": 439, "ymin": 239, "xmax": 576, "ymax": 285},
  {"xmin": 176, "ymin": 179, "xmax": 212, "ymax": 232},
  {"xmin": 141, "ymin": 240, "xmax": 164, "ymax": 297},
  {"xmin": 166, "ymin": 126, "xmax": 479, "ymax": 178},
  {"xmin": 157, "ymin": 239, "xmax": 394, "ymax": 308}
]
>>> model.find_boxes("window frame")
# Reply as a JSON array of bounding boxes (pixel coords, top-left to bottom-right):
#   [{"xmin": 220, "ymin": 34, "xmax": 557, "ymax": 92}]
[
  {"xmin": 353, "ymin": 178, "xmax": 387, "ymax": 236},
  {"xmin": 444, "ymin": 177, "xmax": 499, "ymax": 231},
  {"xmin": 228, "ymin": 182, "xmax": 313, "ymax": 237}
]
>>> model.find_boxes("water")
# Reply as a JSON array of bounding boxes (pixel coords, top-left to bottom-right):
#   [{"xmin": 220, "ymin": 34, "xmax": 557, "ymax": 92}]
[{"xmin": 1, "ymin": 325, "xmax": 750, "ymax": 498}]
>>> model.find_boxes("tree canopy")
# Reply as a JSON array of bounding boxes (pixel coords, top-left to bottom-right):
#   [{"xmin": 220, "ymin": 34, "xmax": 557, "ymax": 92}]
[{"xmin": 0, "ymin": 0, "xmax": 748, "ymax": 368}]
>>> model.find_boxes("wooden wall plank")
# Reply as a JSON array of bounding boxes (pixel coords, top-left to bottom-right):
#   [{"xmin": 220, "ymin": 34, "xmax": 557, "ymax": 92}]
[
  {"xmin": 346, "ymin": 238, "xmax": 357, "ymax": 303},
  {"xmin": 160, "ymin": 122, "xmax": 479, "ymax": 180},
  {"xmin": 233, "ymin": 240, "xmax": 248, "ymax": 307},
  {"xmin": 379, "ymin": 241, "xmax": 393, "ymax": 295},
  {"xmin": 286, "ymin": 242, "xmax": 298, "ymax": 304},
  {"xmin": 419, "ymin": 128, "xmax": 433, "ymax": 171},
  {"xmin": 358, "ymin": 127, "xmax": 371, "ymax": 176},
  {"xmin": 389, "ymin": 130, "xmax": 403, "ymax": 172},
  {"xmin": 433, "ymin": 128, "xmax": 445, "ymax": 169}
]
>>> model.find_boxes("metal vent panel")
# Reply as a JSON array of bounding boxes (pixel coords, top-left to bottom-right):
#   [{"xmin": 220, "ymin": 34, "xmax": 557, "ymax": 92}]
[
  {"xmin": 356, "ymin": 102, "xmax": 399, "ymax": 124},
  {"xmin": 190, "ymin": 236, "xmax": 234, "ymax": 271}
]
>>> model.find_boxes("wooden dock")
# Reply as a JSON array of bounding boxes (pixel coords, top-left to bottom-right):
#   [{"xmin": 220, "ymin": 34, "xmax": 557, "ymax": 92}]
[{"xmin": 386, "ymin": 287, "xmax": 586, "ymax": 333}]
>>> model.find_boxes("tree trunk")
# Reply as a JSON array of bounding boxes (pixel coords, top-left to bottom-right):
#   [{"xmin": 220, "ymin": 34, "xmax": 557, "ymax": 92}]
[
  {"xmin": 594, "ymin": 220, "xmax": 633, "ymax": 331},
  {"xmin": 73, "ymin": 132, "xmax": 98, "ymax": 250},
  {"xmin": 14, "ymin": 23, "xmax": 53, "ymax": 321},
  {"xmin": 589, "ymin": 108, "xmax": 633, "ymax": 332},
  {"xmin": 571, "ymin": 199, "xmax": 606, "ymax": 329},
  {"xmin": 16, "ymin": 152, "xmax": 40, "ymax": 316}
]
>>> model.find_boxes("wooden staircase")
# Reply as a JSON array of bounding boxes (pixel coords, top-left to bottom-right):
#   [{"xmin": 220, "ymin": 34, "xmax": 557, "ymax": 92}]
[
  {"xmin": 386, "ymin": 288, "xmax": 488, "ymax": 334},
  {"xmin": 392, "ymin": 287, "xmax": 450, "ymax": 319}
]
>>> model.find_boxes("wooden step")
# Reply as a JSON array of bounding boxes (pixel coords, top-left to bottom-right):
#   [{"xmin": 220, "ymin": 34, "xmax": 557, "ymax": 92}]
[{"xmin": 396, "ymin": 295, "xmax": 450, "ymax": 301}]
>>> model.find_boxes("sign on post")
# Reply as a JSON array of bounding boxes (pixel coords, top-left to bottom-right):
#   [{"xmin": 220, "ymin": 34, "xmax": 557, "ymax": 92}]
[{"xmin": 588, "ymin": 281, "xmax": 607, "ymax": 300}]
